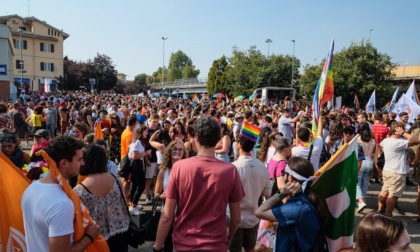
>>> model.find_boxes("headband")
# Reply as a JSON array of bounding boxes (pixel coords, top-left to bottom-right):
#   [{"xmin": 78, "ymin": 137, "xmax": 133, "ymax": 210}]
[{"xmin": 285, "ymin": 165, "xmax": 317, "ymax": 192}]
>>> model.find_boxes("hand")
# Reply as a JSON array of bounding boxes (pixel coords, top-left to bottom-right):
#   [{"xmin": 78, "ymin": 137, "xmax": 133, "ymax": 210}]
[
  {"xmin": 111, "ymin": 127, "xmax": 116, "ymax": 133},
  {"xmin": 85, "ymin": 221, "xmax": 101, "ymax": 239},
  {"xmin": 394, "ymin": 126, "xmax": 404, "ymax": 136},
  {"xmin": 377, "ymin": 168, "xmax": 383, "ymax": 177},
  {"xmin": 281, "ymin": 182, "xmax": 301, "ymax": 196}
]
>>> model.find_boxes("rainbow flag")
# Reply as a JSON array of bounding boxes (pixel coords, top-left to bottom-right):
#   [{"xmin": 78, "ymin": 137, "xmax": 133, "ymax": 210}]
[
  {"xmin": 312, "ymin": 39, "xmax": 334, "ymax": 141},
  {"xmin": 382, "ymin": 101, "xmax": 390, "ymax": 111},
  {"xmin": 240, "ymin": 121, "xmax": 261, "ymax": 142},
  {"xmin": 354, "ymin": 94, "xmax": 359, "ymax": 110}
]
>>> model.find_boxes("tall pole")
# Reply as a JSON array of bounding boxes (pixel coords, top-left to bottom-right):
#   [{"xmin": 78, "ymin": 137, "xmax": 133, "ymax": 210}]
[
  {"xmin": 19, "ymin": 29, "xmax": 23, "ymax": 89},
  {"xmin": 265, "ymin": 39, "xmax": 272, "ymax": 58},
  {"xmin": 162, "ymin": 37, "xmax": 168, "ymax": 95},
  {"xmin": 369, "ymin": 29, "xmax": 373, "ymax": 41},
  {"xmin": 291, "ymin": 40, "xmax": 295, "ymax": 88}
]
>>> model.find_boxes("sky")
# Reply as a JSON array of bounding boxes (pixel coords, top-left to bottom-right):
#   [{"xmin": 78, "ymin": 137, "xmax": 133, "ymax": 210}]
[{"xmin": 2, "ymin": 0, "xmax": 420, "ymax": 81}]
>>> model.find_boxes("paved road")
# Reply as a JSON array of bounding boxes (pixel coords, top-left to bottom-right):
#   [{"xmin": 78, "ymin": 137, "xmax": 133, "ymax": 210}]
[{"xmin": 22, "ymin": 141, "xmax": 420, "ymax": 251}]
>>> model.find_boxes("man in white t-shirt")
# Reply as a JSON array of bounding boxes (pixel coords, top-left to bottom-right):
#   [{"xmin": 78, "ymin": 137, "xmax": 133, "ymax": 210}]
[
  {"xmin": 378, "ymin": 122, "xmax": 420, "ymax": 216},
  {"xmin": 277, "ymin": 109, "xmax": 301, "ymax": 139},
  {"xmin": 292, "ymin": 116, "xmax": 323, "ymax": 172},
  {"xmin": 21, "ymin": 136, "xmax": 101, "ymax": 251}
]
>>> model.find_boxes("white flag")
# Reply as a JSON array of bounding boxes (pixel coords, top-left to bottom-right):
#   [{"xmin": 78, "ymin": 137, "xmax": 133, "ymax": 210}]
[
  {"xmin": 44, "ymin": 78, "xmax": 51, "ymax": 93},
  {"xmin": 392, "ymin": 93, "xmax": 420, "ymax": 124},
  {"xmin": 406, "ymin": 80, "xmax": 419, "ymax": 104},
  {"xmin": 365, "ymin": 90, "xmax": 376, "ymax": 113},
  {"xmin": 389, "ymin": 87, "xmax": 399, "ymax": 112}
]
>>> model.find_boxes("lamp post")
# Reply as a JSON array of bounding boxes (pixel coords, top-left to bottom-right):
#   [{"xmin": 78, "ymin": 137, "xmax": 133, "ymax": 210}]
[
  {"xmin": 162, "ymin": 37, "xmax": 168, "ymax": 95},
  {"xmin": 369, "ymin": 29, "xmax": 373, "ymax": 41},
  {"xmin": 291, "ymin": 40, "xmax": 295, "ymax": 88},
  {"xmin": 18, "ymin": 28, "xmax": 24, "ymax": 89},
  {"xmin": 265, "ymin": 39, "xmax": 272, "ymax": 58}
]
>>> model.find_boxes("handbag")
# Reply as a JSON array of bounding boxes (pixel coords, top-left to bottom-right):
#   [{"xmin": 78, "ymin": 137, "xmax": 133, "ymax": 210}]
[
  {"xmin": 111, "ymin": 174, "xmax": 145, "ymax": 247},
  {"xmin": 118, "ymin": 155, "xmax": 131, "ymax": 179},
  {"xmin": 140, "ymin": 194, "xmax": 161, "ymax": 241}
]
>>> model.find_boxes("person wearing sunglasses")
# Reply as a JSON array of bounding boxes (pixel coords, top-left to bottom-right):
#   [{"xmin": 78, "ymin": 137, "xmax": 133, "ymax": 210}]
[{"xmin": 1, "ymin": 132, "xmax": 30, "ymax": 169}]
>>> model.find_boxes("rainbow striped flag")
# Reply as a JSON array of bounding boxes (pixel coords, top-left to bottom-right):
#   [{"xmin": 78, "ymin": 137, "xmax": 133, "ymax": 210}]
[
  {"xmin": 312, "ymin": 39, "xmax": 334, "ymax": 140},
  {"xmin": 382, "ymin": 101, "xmax": 390, "ymax": 111},
  {"xmin": 240, "ymin": 121, "xmax": 261, "ymax": 142},
  {"xmin": 354, "ymin": 94, "xmax": 359, "ymax": 110}
]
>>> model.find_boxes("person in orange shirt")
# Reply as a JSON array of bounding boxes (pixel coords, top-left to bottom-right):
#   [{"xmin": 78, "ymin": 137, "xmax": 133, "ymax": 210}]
[{"xmin": 121, "ymin": 116, "xmax": 139, "ymax": 203}]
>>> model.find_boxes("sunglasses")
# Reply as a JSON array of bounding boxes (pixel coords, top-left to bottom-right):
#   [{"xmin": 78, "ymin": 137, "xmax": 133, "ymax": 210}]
[
  {"xmin": 0, "ymin": 137, "xmax": 17, "ymax": 143},
  {"xmin": 172, "ymin": 147, "xmax": 184, "ymax": 153}
]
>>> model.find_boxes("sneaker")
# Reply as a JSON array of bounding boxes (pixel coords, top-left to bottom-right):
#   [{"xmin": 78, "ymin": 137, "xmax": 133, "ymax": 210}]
[
  {"xmin": 129, "ymin": 207, "xmax": 141, "ymax": 216},
  {"xmin": 134, "ymin": 205, "xmax": 143, "ymax": 210},
  {"xmin": 357, "ymin": 202, "xmax": 367, "ymax": 213},
  {"xmin": 146, "ymin": 195, "xmax": 153, "ymax": 204}
]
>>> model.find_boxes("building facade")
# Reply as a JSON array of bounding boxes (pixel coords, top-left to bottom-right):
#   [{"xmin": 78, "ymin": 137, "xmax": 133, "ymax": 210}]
[
  {"xmin": 392, "ymin": 65, "xmax": 420, "ymax": 92},
  {"xmin": 0, "ymin": 15, "xmax": 69, "ymax": 92},
  {"xmin": 0, "ymin": 24, "xmax": 16, "ymax": 100}
]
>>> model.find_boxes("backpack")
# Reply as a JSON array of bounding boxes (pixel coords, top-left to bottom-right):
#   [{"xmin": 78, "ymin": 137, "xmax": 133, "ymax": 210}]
[
  {"xmin": 311, "ymin": 227, "xmax": 329, "ymax": 252},
  {"xmin": 318, "ymin": 143, "xmax": 331, "ymax": 168},
  {"xmin": 13, "ymin": 111, "xmax": 25, "ymax": 127}
]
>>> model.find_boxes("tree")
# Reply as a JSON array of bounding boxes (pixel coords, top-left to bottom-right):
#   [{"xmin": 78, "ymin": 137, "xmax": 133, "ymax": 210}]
[
  {"xmin": 207, "ymin": 55, "xmax": 231, "ymax": 94},
  {"xmin": 62, "ymin": 56, "xmax": 87, "ymax": 90},
  {"xmin": 300, "ymin": 40, "xmax": 395, "ymax": 106},
  {"xmin": 82, "ymin": 53, "xmax": 118, "ymax": 92},
  {"xmin": 167, "ymin": 50, "xmax": 200, "ymax": 81}
]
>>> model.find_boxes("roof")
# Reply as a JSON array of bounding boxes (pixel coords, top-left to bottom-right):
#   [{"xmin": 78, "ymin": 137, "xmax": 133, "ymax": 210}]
[{"xmin": 0, "ymin": 14, "xmax": 70, "ymax": 40}]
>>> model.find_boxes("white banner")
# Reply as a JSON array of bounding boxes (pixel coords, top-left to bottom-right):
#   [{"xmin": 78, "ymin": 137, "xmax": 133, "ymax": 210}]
[
  {"xmin": 392, "ymin": 93, "xmax": 420, "ymax": 124},
  {"xmin": 335, "ymin": 96, "xmax": 342, "ymax": 111},
  {"xmin": 44, "ymin": 78, "xmax": 51, "ymax": 93}
]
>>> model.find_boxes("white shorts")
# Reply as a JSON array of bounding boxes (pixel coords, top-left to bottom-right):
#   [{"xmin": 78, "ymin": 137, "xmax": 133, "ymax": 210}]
[{"xmin": 145, "ymin": 162, "xmax": 158, "ymax": 179}]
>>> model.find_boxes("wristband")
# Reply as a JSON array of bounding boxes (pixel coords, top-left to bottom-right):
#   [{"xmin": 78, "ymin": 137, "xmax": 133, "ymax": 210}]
[
  {"xmin": 83, "ymin": 233, "xmax": 94, "ymax": 243},
  {"xmin": 277, "ymin": 192, "xmax": 288, "ymax": 200}
]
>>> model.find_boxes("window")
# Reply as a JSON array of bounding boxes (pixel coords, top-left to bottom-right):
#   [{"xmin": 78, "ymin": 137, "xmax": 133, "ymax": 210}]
[
  {"xmin": 18, "ymin": 26, "xmax": 26, "ymax": 31},
  {"xmin": 13, "ymin": 39, "xmax": 27, "ymax": 49},
  {"xmin": 16, "ymin": 60, "xmax": 24, "ymax": 69},
  {"xmin": 40, "ymin": 62, "xmax": 54, "ymax": 72},
  {"xmin": 40, "ymin": 43, "xmax": 54, "ymax": 53},
  {"xmin": 48, "ymin": 29, "xmax": 50, "ymax": 35}
]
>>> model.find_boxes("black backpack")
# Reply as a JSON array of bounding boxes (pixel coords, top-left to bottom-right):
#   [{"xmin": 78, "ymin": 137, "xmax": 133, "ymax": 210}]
[
  {"xmin": 318, "ymin": 143, "xmax": 331, "ymax": 168},
  {"xmin": 13, "ymin": 111, "xmax": 25, "ymax": 127}
]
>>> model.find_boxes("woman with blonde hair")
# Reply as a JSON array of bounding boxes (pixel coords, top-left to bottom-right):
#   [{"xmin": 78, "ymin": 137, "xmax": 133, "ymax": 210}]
[{"xmin": 154, "ymin": 140, "xmax": 187, "ymax": 252}]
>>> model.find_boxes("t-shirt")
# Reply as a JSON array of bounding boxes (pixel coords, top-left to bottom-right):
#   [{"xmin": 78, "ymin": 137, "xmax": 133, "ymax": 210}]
[
  {"xmin": 165, "ymin": 156, "xmax": 245, "ymax": 251},
  {"xmin": 128, "ymin": 139, "xmax": 145, "ymax": 159},
  {"xmin": 267, "ymin": 159, "xmax": 287, "ymax": 179},
  {"xmin": 22, "ymin": 181, "xmax": 74, "ymax": 252},
  {"xmin": 380, "ymin": 137, "xmax": 409, "ymax": 174},
  {"xmin": 80, "ymin": 108, "xmax": 92, "ymax": 124},
  {"xmin": 120, "ymin": 128, "xmax": 134, "ymax": 158},
  {"xmin": 292, "ymin": 137, "xmax": 324, "ymax": 172},
  {"xmin": 45, "ymin": 108, "xmax": 57, "ymax": 124},
  {"xmin": 231, "ymin": 156, "xmax": 271, "ymax": 228},
  {"xmin": 372, "ymin": 123, "xmax": 390, "ymax": 145},
  {"xmin": 278, "ymin": 116, "xmax": 293, "ymax": 139},
  {"xmin": 272, "ymin": 193, "xmax": 320, "ymax": 252}
]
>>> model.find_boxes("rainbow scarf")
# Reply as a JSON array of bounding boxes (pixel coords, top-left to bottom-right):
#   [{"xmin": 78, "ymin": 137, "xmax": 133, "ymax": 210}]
[
  {"xmin": 240, "ymin": 121, "xmax": 261, "ymax": 142},
  {"xmin": 300, "ymin": 142, "xmax": 312, "ymax": 147}
]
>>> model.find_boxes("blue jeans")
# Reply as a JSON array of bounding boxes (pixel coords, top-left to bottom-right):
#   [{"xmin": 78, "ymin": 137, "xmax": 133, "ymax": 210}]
[
  {"xmin": 356, "ymin": 157, "xmax": 373, "ymax": 200},
  {"xmin": 46, "ymin": 123, "xmax": 55, "ymax": 136}
]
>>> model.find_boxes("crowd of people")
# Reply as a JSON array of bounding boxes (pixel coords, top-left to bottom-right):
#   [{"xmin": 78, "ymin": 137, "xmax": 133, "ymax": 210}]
[{"xmin": 0, "ymin": 90, "xmax": 418, "ymax": 251}]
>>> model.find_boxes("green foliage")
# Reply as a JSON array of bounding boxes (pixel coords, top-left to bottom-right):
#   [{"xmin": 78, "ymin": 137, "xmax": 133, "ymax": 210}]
[
  {"xmin": 300, "ymin": 40, "xmax": 396, "ymax": 106},
  {"xmin": 207, "ymin": 55, "xmax": 230, "ymax": 95},
  {"xmin": 82, "ymin": 53, "xmax": 118, "ymax": 91},
  {"xmin": 222, "ymin": 46, "xmax": 300, "ymax": 97},
  {"xmin": 167, "ymin": 50, "xmax": 200, "ymax": 81}
]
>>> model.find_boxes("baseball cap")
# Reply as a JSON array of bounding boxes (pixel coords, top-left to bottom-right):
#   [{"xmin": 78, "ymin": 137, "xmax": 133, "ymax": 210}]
[{"xmin": 34, "ymin": 129, "xmax": 49, "ymax": 138}]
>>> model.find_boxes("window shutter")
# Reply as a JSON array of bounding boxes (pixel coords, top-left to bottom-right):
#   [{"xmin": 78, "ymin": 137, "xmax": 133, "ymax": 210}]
[
  {"xmin": 23, "ymin": 40, "xmax": 27, "ymax": 49},
  {"xmin": 51, "ymin": 63, "xmax": 54, "ymax": 72},
  {"xmin": 40, "ymin": 62, "xmax": 44, "ymax": 71},
  {"xmin": 40, "ymin": 43, "xmax": 44, "ymax": 51},
  {"xmin": 51, "ymin": 44, "xmax": 54, "ymax": 53},
  {"xmin": 13, "ymin": 39, "xmax": 16, "ymax": 48}
]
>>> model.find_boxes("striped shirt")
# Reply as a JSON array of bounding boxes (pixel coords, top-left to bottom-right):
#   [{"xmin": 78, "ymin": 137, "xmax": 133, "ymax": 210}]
[{"xmin": 372, "ymin": 123, "xmax": 389, "ymax": 145}]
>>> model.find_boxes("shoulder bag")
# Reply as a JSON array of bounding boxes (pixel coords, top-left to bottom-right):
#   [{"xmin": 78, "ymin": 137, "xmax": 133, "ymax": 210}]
[
  {"xmin": 111, "ymin": 174, "xmax": 145, "ymax": 247},
  {"xmin": 139, "ymin": 194, "xmax": 162, "ymax": 241}
]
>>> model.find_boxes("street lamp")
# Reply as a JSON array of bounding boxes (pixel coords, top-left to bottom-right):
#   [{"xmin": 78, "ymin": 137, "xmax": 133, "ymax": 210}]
[
  {"xmin": 291, "ymin": 40, "xmax": 295, "ymax": 88},
  {"xmin": 369, "ymin": 29, "xmax": 373, "ymax": 41},
  {"xmin": 162, "ymin": 37, "xmax": 168, "ymax": 94},
  {"xmin": 18, "ymin": 28, "xmax": 24, "ymax": 89},
  {"xmin": 265, "ymin": 39, "xmax": 272, "ymax": 58}
]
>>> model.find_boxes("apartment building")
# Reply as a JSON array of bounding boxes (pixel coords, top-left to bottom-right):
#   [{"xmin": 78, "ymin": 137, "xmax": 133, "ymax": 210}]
[{"xmin": 0, "ymin": 14, "xmax": 69, "ymax": 92}]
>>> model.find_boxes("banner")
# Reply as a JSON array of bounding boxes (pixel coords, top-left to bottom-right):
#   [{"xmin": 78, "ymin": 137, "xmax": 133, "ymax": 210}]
[
  {"xmin": 0, "ymin": 151, "xmax": 30, "ymax": 252},
  {"xmin": 392, "ymin": 93, "xmax": 420, "ymax": 124},
  {"xmin": 335, "ymin": 96, "xmax": 342, "ymax": 111},
  {"xmin": 312, "ymin": 135, "xmax": 359, "ymax": 252}
]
